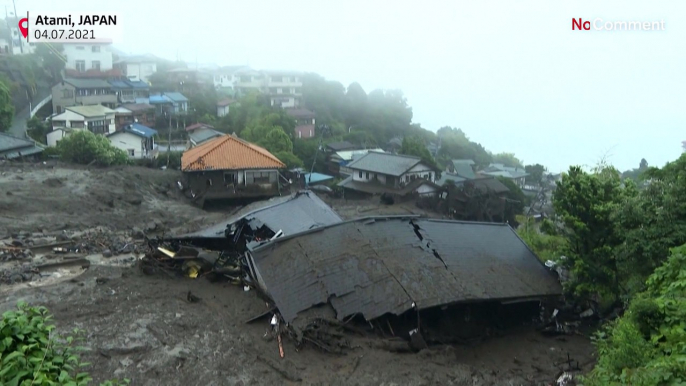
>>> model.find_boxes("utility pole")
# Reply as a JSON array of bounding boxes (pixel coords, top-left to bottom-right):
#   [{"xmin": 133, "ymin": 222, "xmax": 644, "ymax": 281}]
[{"xmin": 308, "ymin": 124, "xmax": 330, "ymax": 186}]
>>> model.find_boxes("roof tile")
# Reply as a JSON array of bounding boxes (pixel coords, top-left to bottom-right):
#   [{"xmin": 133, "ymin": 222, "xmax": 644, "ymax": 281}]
[{"xmin": 181, "ymin": 135, "xmax": 285, "ymax": 171}]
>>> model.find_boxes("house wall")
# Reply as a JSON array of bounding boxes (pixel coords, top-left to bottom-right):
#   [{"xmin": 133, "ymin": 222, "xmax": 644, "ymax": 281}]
[
  {"xmin": 183, "ymin": 169, "xmax": 280, "ymax": 201},
  {"xmin": 401, "ymin": 164, "xmax": 435, "ymax": 184},
  {"xmin": 52, "ymin": 110, "xmax": 115, "ymax": 134},
  {"xmin": 125, "ymin": 62, "xmax": 157, "ymax": 82},
  {"xmin": 416, "ymin": 183, "xmax": 437, "ymax": 196},
  {"xmin": 217, "ymin": 105, "xmax": 230, "ymax": 117},
  {"xmin": 51, "ymin": 110, "xmax": 84, "ymax": 128},
  {"xmin": 108, "ymin": 132, "xmax": 147, "ymax": 159},
  {"xmin": 63, "ymin": 43, "xmax": 113, "ymax": 71},
  {"xmin": 51, "ymin": 83, "xmax": 76, "ymax": 113},
  {"xmin": 46, "ymin": 129, "xmax": 73, "ymax": 147}
]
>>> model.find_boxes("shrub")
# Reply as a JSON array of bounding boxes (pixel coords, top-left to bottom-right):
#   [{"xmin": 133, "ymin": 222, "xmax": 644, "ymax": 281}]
[
  {"xmin": 583, "ymin": 244, "xmax": 686, "ymax": 385},
  {"xmin": 56, "ymin": 131, "xmax": 130, "ymax": 166},
  {"xmin": 0, "ymin": 302, "xmax": 129, "ymax": 386}
]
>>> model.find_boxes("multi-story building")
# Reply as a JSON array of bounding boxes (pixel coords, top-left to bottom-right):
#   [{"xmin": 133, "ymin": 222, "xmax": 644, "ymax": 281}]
[
  {"xmin": 63, "ymin": 43, "xmax": 113, "ymax": 72},
  {"xmin": 108, "ymin": 79, "xmax": 150, "ymax": 104},
  {"xmin": 263, "ymin": 70, "xmax": 303, "ymax": 108},
  {"xmin": 47, "ymin": 105, "xmax": 116, "ymax": 146},
  {"xmin": 114, "ymin": 54, "xmax": 158, "ymax": 83},
  {"xmin": 0, "ymin": 15, "xmax": 35, "ymax": 55},
  {"xmin": 212, "ymin": 66, "xmax": 250, "ymax": 95},
  {"xmin": 231, "ymin": 68, "xmax": 303, "ymax": 108},
  {"xmin": 51, "ymin": 78, "xmax": 117, "ymax": 113}
]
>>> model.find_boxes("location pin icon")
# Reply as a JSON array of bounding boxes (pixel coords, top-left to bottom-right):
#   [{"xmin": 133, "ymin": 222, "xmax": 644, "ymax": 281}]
[{"xmin": 18, "ymin": 18, "xmax": 28, "ymax": 38}]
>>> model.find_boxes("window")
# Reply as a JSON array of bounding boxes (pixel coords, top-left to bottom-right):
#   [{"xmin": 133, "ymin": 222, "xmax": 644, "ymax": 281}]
[
  {"xmin": 92, "ymin": 60, "xmax": 100, "ymax": 71},
  {"xmin": 62, "ymin": 89, "xmax": 73, "ymax": 98},
  {"xmin": 298, "ymin": 131, "xmax": 302, "ymax": 139},
  {"xmin": 223, "ymin": 172, "xmax": 238, "ymax": 185},
  {"xmin": 128, "ymin": 149, "xmax": 135, "ymax": 157},
  {"xmin": 92, "ymin": 45, "xmax": 100, "ymax": 52},
  {"xmin": 76, "ymin": 46, "xmax": 85, "ymax": 50},
  {"xmin": 240, "ymin": 76, "xmax": 251, "ymax": 82},
  {"xmin": 271, "ymin": 76, "xmax": 283, "ymax": 82},
  {"xmin": 75, "ymin": 60, "xmax": 86, "ymax": 72},
  {"xmin": 269, "ymin": 87, "xmax": 278, "ymax": 94},
  {"xmin": 246, "ymin": 171, "xmax": 272, "ymax": 184},
  {"xmin": 358, "ymin": 171, "xmax": 362, "ymax": 178}
]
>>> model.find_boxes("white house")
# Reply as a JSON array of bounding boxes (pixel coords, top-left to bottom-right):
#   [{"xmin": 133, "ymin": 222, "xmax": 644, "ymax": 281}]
[
  {"xmin": 114, "ymin": 55, "xmax": 158, "ymax": 82},
  {"xmin": 107, "ymin": 123, "xmax": 158, "ymax": 159},
  {"xmin": 338, "ymin": 151, "xmax": 440, "ymax": 197},
  {"xmin": 63, "ymin": 43, "xmax": 113, "ymax": 72},
  {"xmin": 47, "ymin": 105, "xmax": 116, "ymax": 147},
  {"xmin": 216, "ymin": 99, "xmax": 235, "ymax": 117}
]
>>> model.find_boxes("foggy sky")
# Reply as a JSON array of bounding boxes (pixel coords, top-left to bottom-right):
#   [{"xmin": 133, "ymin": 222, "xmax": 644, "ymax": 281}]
[{"xmin": 13, "ymin": 0, "xmax": 686, "ymax": 172}]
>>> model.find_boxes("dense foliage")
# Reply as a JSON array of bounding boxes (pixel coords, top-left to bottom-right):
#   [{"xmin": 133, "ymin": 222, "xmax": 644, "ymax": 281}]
[
  {"xmin": 584, "ymin": 244, "xmax": 686, "ymax": 385},
  {"xmin": 0, "ymin": 302, "xmax": 128, "ymax": 386},
  {"xmin": 548, "ymin": 154, "xmax": 686, "ymax": 383},
  {"xmin": 56, "ymin": 131, "xmax": 130, "ymax": 166},
  {"xmin": 0, "ymin": 76, "xmax": 15, "ymax": 132}
]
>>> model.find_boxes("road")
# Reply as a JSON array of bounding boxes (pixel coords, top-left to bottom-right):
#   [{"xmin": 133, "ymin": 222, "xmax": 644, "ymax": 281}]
[{"xmin": 9, "ymin": 88, "xmax": 51, "ymax": 137}]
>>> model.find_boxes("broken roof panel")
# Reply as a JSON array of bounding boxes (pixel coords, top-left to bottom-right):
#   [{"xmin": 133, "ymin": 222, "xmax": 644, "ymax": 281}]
[
  {"xmin": 247, "ymin": 217, "xmax": 561, "ymax": 323},
  {"xmin": 179, "ymin": 190, "xmax": 342, "ymax": 238}
]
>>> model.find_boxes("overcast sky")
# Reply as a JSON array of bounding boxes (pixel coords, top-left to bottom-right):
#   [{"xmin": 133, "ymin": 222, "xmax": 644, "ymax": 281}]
[{"xmin": 13, "ymin": 0, "xmax": 686, "ymax": 172}]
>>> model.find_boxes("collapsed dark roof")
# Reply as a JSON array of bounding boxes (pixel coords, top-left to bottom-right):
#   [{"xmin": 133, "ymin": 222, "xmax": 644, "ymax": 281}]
[
  {"xmin": 247, "ymin": 217, "xmax": 561, "ymax": 323},
  {"xmin": 179, "ymin": 190, "xmax": 342, "ymax": 238}
]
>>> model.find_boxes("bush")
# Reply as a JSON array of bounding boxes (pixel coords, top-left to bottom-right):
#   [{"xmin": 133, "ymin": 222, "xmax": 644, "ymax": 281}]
[
  {"xmin": 0, "ymin": 302, "xmax": 129, "ymax": 385},
  {"xmin": 583, "ymin": 244, "xmax": 686, "ymax": 385},
  {"xmin": 56, "ymin": 131, "xmax": 130, "ymax": 166}
]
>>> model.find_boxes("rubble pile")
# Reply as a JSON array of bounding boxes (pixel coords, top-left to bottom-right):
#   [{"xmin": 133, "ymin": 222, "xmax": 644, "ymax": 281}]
[
  {"xmin": 0, "ymin": 264, "xmax": 41, "ymax": 285},
  {"xmin": 0, "ymin": 246, "xmax": 34, "ymax": 261}
]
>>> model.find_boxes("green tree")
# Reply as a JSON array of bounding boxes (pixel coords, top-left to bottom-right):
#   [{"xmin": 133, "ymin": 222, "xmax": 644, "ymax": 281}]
[
  {"xmin": 57, "ymin": 130, "xmax": 130, "ymax": 166},
  {"xmin": 293, "ymin": 139, "xmax": 326, "ymax": 173},
  {"xmin": 400, "ymin": 136, "xmax": 437, "ymax": 169},
  {"xmin": 497, "ymin": 177, "xmax": 528, "ymax": 226},
  {"xmin": 0, "ymin": 76, "xmax": 15, "ymax": 132},
  {"xmin": 613, "ymin": 154, "xmax": 686, "ymax": 294},
  {"xmin": 525, "ymin": 163, "xmax": 546, "ymax": 185},
  {"xmin": 274, "ymin": 151, "xmax": 303, "ymax": 169},
  {"xmin": 260, "ymin": 127, "xmax": 293, "ymax": 154},
  {"xmin": 553, "ymin": 165, "xmax": 627, "ymax": 301},
  {"xmin": 491, "ymin": 152, "xmax": 523, "ymax": 168},
  {"xmin": 27, "ymin": 116, "xmax": 50, "ymax": 144},
  {"xmin": 0, "ymin": 302, "xmax": 129, "ymax": 386},
  {"xmin": 436, "ymin": 127, "xmax": 492, "ymax": 168},
  {"xmin": 584, "ymin": 244, "xmax": 686, "ymax": 385}
]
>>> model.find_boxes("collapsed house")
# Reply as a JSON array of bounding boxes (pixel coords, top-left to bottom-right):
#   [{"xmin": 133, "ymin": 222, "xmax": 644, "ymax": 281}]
[
  {"xmin": 244, "ymin": 216, "xmax": 562, "ymax": 342},
  {"xmin": 173, "ymin": 190, "xmax": 342, "ymax": 249}
]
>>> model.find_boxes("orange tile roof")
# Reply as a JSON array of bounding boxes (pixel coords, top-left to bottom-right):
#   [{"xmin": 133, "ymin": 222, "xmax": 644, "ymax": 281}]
[{"xmin": 181, "ymin": 135, "xmax": 286, "ymax": 172}]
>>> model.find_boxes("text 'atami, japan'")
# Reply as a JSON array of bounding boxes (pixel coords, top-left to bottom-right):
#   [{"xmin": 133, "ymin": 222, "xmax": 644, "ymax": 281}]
[{"xmin": 20, "ymin": 13, "xmax": 123, "ymax": 43}]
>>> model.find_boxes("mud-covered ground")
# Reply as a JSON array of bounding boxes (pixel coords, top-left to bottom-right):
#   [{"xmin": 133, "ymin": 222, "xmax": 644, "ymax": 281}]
[{"xmin": 0, "ymin": 161, "xmax": 595, "ymax": 385}]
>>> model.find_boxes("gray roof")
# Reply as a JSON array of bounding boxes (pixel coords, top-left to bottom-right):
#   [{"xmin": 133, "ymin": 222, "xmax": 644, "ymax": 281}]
[
  {"xmin": 247, "ymin": 217, "xmax": 562, "ymax": 323},
  {"xmin": 437, "ymin": 173, "xmax": 467, "ymax": 186},
  {"xmin": 65, "ymin": 105, "xmax": 116, "ymax": 117},
  {"xmin": 482, "ymin": 163, "xmax": 529, "ymax": 179},
  {"xmin": 62, "ymin": 78, "xmax": 112, "ymax": 89},
  {"xmin": 179, "ymin": 191, "xmax": 342, "ymax": 238},
  {"xmin": 0, "ymin": 133, "xmax": 44, "ymax": 159},
  {"xmin": 189, "ymin": 128, "xmax": 225, "ymax": 145},
  {"xmin": 451, "ymin": 162, "xmax": 476, "ymax": 179},
  {"xmin": 347, "ymin": 151, "xmax": 427, "ymax": 176}
]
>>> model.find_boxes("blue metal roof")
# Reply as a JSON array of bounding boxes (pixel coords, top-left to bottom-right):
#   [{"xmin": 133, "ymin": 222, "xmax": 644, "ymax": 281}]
[
  {"xmin": 149, "ymin": 95, "xmax": 172, "ymax": 104},
  {"xmin": 117, "ymin": 123, "xmax": 158, "ymax": 138},
  {"xmin": 108, "ymin": 79, "xmax": 151, "ymax": 90},
  {"xmin": 164, "ymin": 92, "xmax": 188, "ymax": 102},
  {"xmin": 128, "ymin": 80, "xmax": 149, "ymax": 89},
  {"xmin": 304, "ymin": 172, "xmax": 334, "ymax": 185}
]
